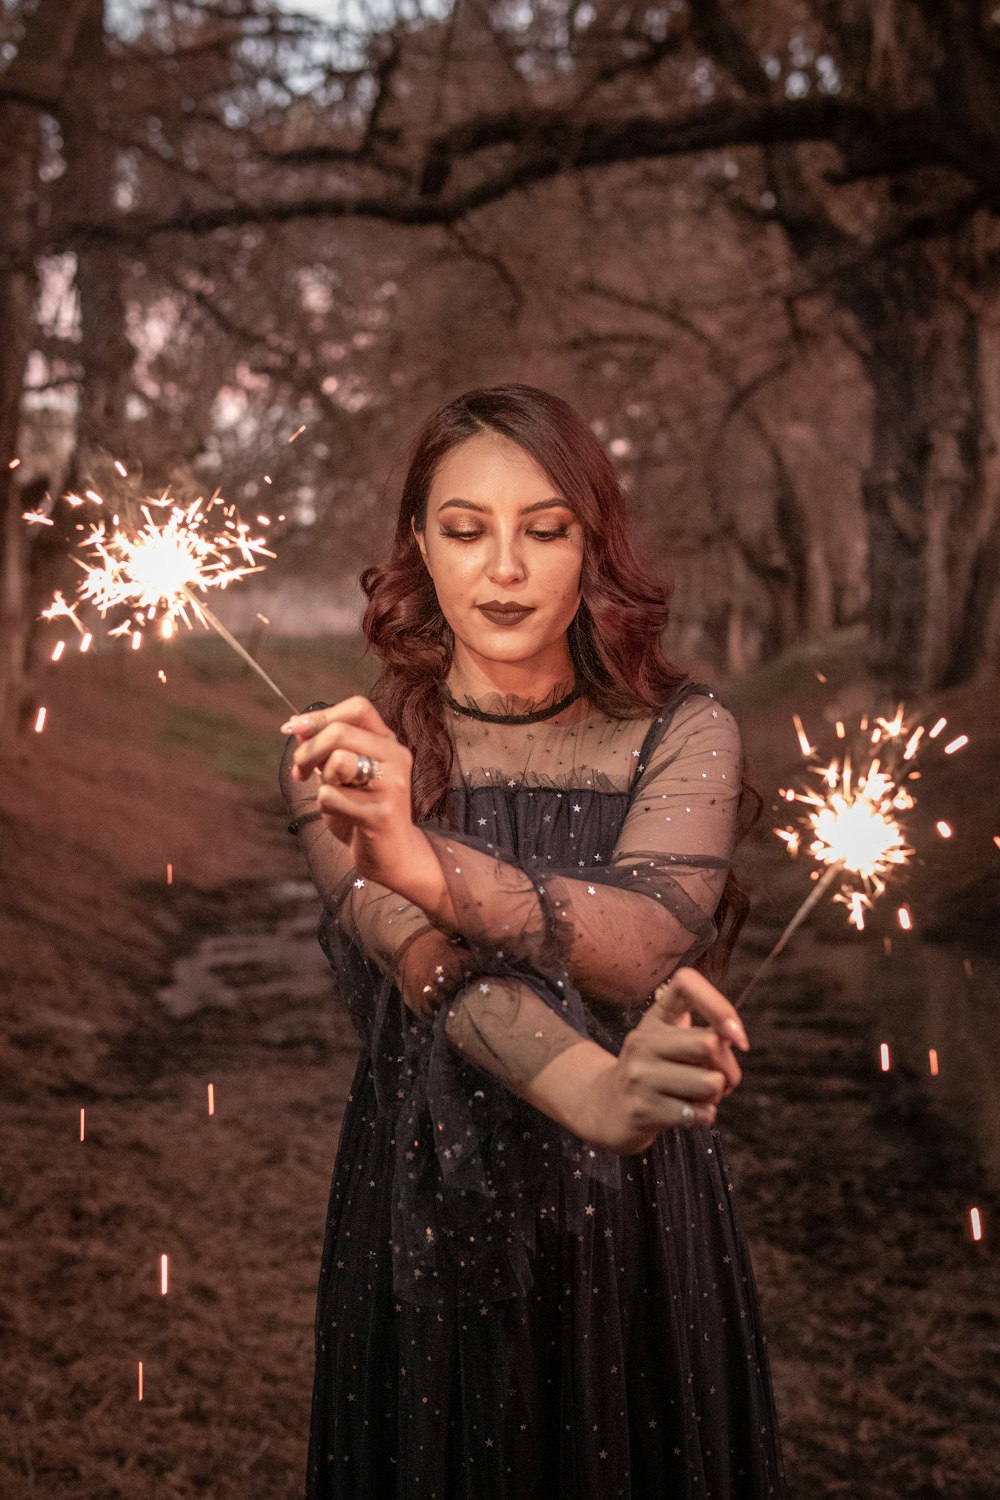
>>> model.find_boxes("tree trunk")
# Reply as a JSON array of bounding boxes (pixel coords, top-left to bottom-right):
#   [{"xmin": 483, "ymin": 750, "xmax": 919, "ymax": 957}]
[
  {"xmin": 61, "ymin": 0, "xmax": 133, "ymax": 471},
  {"xmin": 0, "ymin": 102, "xmax": 44, "ymax": 731},
  {"xmin": 850, "ymin": 260, "xmax": 993, "ymax": 694},
  {"xmin": 0, "ymin": 0, "xmax": 92, "ymax": 733}
]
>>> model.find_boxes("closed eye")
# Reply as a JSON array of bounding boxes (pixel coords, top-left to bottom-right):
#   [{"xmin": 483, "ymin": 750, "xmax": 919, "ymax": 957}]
[{"xmin": 441, "ymin": 528, "xmax": 570, "ymax": 542}]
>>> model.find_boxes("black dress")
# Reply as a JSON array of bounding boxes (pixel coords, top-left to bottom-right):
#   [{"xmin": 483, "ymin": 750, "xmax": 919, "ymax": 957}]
[{"xmin": 282, "ymin": 682, "xmax": 787, "ymax": 1500}]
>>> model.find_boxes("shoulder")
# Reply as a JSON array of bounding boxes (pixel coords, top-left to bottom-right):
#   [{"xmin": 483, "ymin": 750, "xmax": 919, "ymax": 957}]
[{"xmin": 642, "ymin": 685, "xmax": 741, "ymax": 763}]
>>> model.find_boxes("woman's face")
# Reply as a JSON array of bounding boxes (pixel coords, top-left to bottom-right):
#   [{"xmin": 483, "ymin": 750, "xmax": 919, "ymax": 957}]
[{"xmin": 413, "ymin": 431, "xmax": 584, "ymax": 677}]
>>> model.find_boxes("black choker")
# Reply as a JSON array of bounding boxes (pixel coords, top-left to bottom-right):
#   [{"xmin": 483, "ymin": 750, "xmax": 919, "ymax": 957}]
[{"xmin": 440, "ymin": 683, "xmax": 582, "ymax": 724}]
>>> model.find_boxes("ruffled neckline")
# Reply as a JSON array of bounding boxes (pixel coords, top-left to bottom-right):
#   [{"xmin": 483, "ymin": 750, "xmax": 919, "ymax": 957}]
[{"xmin": 438, "ymin": 676, "xmax": 582, "ymax": 724}]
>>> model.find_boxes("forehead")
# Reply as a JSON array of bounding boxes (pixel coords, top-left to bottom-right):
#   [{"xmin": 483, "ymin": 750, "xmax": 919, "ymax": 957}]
[{"xmin": 428, "ymin": 431, "xmax": 560, "ymax": 506}]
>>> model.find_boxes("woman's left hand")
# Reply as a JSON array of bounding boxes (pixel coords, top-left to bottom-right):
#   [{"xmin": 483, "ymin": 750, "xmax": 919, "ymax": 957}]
[{"xmin": 280, "ymin": 696, "xmax": 421, "ymax": 884}]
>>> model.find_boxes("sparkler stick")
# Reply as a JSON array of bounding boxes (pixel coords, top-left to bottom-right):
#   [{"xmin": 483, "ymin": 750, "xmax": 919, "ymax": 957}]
[
  {"xmin": 186, "ymin": 592, "xmax": 296, "ymax": 712},
  {"xmin": 736, "ymin": 864, "xmax": 843, "ymax": 1005}
]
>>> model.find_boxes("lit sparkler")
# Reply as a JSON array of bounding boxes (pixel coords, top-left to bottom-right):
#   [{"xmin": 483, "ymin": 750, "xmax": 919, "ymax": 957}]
[
  {"xmin": 737, "ymin": 704, "xmax": 967, "ymax": 1005},
  {"xmin": 35, "ymin": 486, "xmax": 295, "ymax": 709}
]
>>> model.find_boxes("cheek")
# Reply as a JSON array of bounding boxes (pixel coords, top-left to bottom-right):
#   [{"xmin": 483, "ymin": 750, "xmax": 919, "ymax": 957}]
[
  {"xmin": 540, "ymin": 548, "xmax": 583, "ymax": 606},
  {"xmin": 427, "ymin": 545, "xmax": 479, "ymax": 603}
]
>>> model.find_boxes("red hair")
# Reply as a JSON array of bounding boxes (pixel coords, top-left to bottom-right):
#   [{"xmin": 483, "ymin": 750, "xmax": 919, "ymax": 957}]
[{"xmin": 359, "ymin": 384, "xmax": 755, "ymax": 982}]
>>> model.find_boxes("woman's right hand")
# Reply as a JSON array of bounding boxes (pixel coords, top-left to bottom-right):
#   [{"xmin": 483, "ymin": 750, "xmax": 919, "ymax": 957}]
[{"xmin": 583, "ymin": 967, "xmax": 748, "ymax": 1154}]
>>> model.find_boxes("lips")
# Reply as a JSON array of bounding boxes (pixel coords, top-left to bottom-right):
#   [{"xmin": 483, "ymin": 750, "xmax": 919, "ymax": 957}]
[{"xmin": 477, "ymin": 604, "xmax": 536, "ymax": 626}]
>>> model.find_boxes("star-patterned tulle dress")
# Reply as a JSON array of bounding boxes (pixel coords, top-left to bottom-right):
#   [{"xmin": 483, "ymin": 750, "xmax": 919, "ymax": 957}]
[{"xmin": 281, "ymin": 679, "xmax": 786, "ymax": 1500}]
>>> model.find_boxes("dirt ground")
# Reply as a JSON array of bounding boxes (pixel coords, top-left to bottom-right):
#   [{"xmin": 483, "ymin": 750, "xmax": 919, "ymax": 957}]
[{"xmin": 1, "ymin": 633, "xmax": 998, "ymax": 1498}]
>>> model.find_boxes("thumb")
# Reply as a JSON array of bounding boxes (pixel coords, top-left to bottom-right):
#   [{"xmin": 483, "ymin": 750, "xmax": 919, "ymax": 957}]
[
  {"xmin": 650, "ymin": 974, "xmax": 693, "ymax": 1027},
  {"xmin": 652, "ymin": 967, "xmax": 750, "ymax": 1051}
]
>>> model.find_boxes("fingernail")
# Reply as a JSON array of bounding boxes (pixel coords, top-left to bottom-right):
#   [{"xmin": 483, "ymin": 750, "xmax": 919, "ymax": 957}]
[
  {"xmin": 725, "ymin": 1016, "xmax": 750, "ymax": 1050},
  {"xmin": 280, "ymin": 720, "xmax": 296, "ymax": 734}
]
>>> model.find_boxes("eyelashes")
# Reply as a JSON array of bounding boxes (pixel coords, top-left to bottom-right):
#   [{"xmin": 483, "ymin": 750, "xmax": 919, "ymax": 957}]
[{"xmin": 440, "ymin": 528, "xmax": 570, "ymax": 543}]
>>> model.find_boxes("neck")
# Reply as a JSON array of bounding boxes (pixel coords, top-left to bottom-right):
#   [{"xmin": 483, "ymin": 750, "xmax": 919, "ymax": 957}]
[{"xmin": 447, "ymin": 641, "xmax": 575, "ymax": 705}]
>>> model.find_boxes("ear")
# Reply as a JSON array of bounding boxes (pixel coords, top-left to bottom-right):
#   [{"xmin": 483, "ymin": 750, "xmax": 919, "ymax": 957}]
[{"xmin": 411, "ymin": 514, "xmax": 430, "ymax": 568}]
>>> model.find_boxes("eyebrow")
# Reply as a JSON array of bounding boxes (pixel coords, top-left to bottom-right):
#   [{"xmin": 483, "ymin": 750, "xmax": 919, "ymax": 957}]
[{"xmin": 436, "ymin": 497, "xmax": 573, "ymax": 516}]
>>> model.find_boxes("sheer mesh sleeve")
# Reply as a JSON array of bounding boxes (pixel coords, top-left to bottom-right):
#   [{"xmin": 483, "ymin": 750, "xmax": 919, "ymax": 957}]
[
  {"xmin": 421, "ymin": 693, "xmax": 741, "ymax": 1010},
  {"xmin": 280, "ymin": 727, "xmax": 590, "ymax": 1053},
  {"xmin": 280, "ymin": 727, "xmax": 476, "ymax": 1023}
]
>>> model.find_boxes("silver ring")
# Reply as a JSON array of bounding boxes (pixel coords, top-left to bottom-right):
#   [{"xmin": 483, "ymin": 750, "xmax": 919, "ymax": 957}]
[
  {"xmin": 349, "ymin": 754, "xmax": 380, "ymax": 789},
  {"xmin": 680, "ymin": 1102, "xmax": 696, "ymax": 1126}
]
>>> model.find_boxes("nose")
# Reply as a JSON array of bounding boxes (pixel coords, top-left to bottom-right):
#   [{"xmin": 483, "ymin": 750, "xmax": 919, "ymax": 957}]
[{"xmin": 485, "ymin": 529, "xmax": 528, "ymax": 587}]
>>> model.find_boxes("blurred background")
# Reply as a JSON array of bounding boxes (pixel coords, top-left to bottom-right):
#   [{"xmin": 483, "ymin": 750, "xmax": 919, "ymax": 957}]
[{"xmin": 1, "ymin": 3, "xmax": 998, "ymax": 1496}]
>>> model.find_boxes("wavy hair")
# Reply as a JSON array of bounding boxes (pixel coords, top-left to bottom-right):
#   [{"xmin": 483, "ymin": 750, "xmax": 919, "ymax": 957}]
[{"xmin": 358, "ymin": 383, "xmax": 756, "ymax": 984}]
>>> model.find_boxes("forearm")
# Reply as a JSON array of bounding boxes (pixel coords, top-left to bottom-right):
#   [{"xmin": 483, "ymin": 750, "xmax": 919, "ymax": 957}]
[{"xmin": 442, "ymin": 974, "xmax": 613, "ymax": 1140}]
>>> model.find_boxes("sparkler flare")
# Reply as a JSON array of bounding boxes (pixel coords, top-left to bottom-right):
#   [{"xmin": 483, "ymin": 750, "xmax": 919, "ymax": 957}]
[
  {"xmin": 737, "ymin": 702, "xmax": 965, "ymax": 1005},
  {"xmin": 33, "ymin": 483, "xmax": 297, "ymax": 709}
]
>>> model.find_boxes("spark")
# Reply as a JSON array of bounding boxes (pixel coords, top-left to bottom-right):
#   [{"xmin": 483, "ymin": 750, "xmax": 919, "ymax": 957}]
[
  {"xmin": 903, "ymin": 727, "xmax": 924, "ymax": 760},
  {"xmin": 80, "ymin": 1107, "xmax": 86, "ymax": 1142},
  {"xmin": 897, "ymin": 905, "xmax": 913, "ymax": 930},
  {"xmin": 22, "ymin": 510, "xmax": 53, "ymax": 526},
  {"xmin": 970, "ymin": 1208, "xmax": 983, "ymax": 1242},
  {"xmin": 835, "ymin": 720, "xmax": 845, "ymax": 740},
  {"xmin": 157, "ymin": 669, "xmax": 167, "ymax": 684},
  {"xmin": 51, "ymin": 641, "xmax": 65, "ymax": 662},
  {"xmin": 963, "ymin": 958, "xmax": 973, "ymax": 979},
  {"xmin": 791, "ymin": 712, "xmax": 813, "ymax": 757},
  {"xmin": 8, "ymin": 457, "xmax": 21, "ymax": 469},
  {"xmin": 255, "ymin": 612, "xmax": 270, "ymax": 625},
  {"xmin": 138, "ymin": 1361, "xmax": 144, "ymax": 1402},
  {"xmin": 879, "ymin": 1042, "xmax": 891, "ymax": 1071},
  {"xmin": 131, "ymin": 630, "xmax": 142, "ymax": 651},
  {"xmin": 288, "ymin": 425, "xmax": 306, "ymax": 442},
  {"xmin": 80, "ymin": 632, "xmax": 92, "ymax": 653},
  {"xmin": 263, "ymin": 474, "xmax": 273, "ymax": 485},
  {"xmin": 928, "ymin": 717, "xmax": 947, "ymax": 739},
  {"xmin": 928, "ymin": 1049, "xmax": 939, "ymax": 1076},
  {"xmin": 160, "ymin": 1254, "xmax": 169, "ymax": 1295},
  {"xmin": 167, "ymin": 863, "xmax": 173, "ymax": 886},
  {"xmin": 207, "ymin": 1082, "xmax": 215, "ymax": 1116},
  {"xmin": 34, "ymin": 706, "xmax": 47, "ymax": 733},
  {"xmin": 936, "ymin": 821, "xmax": 952, "ymax": 839},
  {"xmin": 874, "ymin": 705, "xmax": 906, "ymax": 740},
  {"xmin": 815, "ymin": 671, "xmax": 827, "ymax": 683},
  {"xmin": 944, "ymin": 735, "xmax": 969, "ymax": 754},
  {"xmin": 41, "ymin": 591, "xmax": 85, "ymax": 636},
  {"xmin": 114, "ymin": 460, "xmax": 128, "ymax": 477}
]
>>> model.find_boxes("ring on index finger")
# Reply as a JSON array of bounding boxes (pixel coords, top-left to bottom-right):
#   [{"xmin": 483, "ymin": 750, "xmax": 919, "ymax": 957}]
[
  {"xmin": 679, "ymin": 1102, "xmax": 696, "ymax": 1126},
  {"xmin": 349, "ymin": 754, "xmax": 382, "ymax": 789}
]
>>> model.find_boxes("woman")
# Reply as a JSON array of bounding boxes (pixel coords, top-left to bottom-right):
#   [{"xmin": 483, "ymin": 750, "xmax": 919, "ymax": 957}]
[{"xmin": 280, "ymin": 384, "xmax": 786, "ymax": 1499}]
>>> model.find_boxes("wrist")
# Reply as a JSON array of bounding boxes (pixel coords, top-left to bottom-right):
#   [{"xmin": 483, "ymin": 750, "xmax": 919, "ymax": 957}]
[
  {"xmin": 391, "ymin": 828, "xmax": 457, "ymax": 926},
  {"xmin": 523, "ymin": 1041, "xmax": 620, "ymax": 1146}
]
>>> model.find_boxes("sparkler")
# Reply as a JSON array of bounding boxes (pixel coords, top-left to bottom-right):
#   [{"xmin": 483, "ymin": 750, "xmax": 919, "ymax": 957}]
[
  {"xmin": 737, "ymin": 704, "xmax": 966, "ymax": 1005},
  {"xmin": 36, "ymin": 485, "xmax": 296, "ymax": 710}
]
